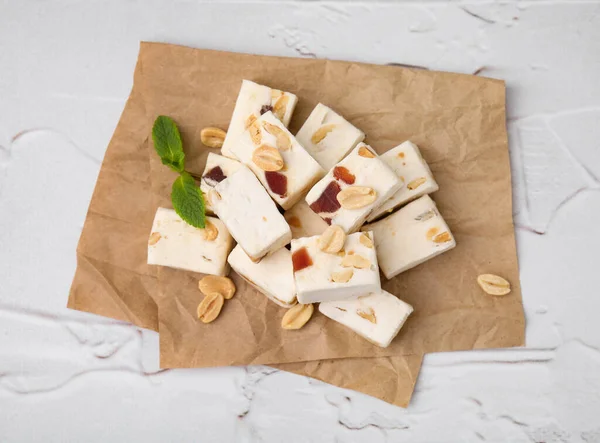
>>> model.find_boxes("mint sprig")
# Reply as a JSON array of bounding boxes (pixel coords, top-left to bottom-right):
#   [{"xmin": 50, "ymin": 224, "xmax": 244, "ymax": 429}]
[
  {"xmin": 172, "ymin": 172, "xmax": 206, "ymax": 229},
  {"xmin": 152, "ymin": 116, "xmax": 185, "ymax": 173},
  {"xmin": 152, "ymin": 116, "xmax": 206, "ymax": 229}
]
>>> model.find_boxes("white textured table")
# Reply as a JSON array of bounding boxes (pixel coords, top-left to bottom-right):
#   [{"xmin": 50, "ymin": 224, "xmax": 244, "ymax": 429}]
[{"xmin": 1, "ymin": 1, "xmax": 599, "ymax": 441}]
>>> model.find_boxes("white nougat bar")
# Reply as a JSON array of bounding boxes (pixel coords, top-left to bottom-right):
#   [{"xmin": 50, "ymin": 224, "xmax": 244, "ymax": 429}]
[
  {"xmin": 230, "ymin": 111, "xmax": 325, "ymax": 210},
  {"xmin": 228, "ymin": 244, "xmax": 296, "ymax": 308},
  {"xmin": 291, "ymin": 231, "xmax": 381, "ymax": 304},
  {"xmin": 284, "ymin": 200, "xmax": 329, "ymax": 240},
  {"xmin": 362, "ymin": 195, "xmax": 456, "ymax": 279},
  {"xmin": 367, "ymin": 141, "xmax": 439, "ymax": 222},
  {"xmin": 209, "ymin": 167, "xmax": 292, "ymax": 262},
  {"xmin": 295, "ymin": 103, "xmax": 365, "ymax": 171},
  {"xmin": 221, "ymin": 80, "xmax": 298, "ymax": 159},
  {"xmin": 147, "ymin": 208, "xmax": 234, "ymax": 276},
  {"xmin": 305, "ymin": 143, "xmax": 402, "ymax": 233},
  {"xmin": 319, "ymin": 290, "xmax": 414, "ymax": 348},
  {"xmin": 200, "ymin": 153, "xmax": 243, "ymax": 215}
]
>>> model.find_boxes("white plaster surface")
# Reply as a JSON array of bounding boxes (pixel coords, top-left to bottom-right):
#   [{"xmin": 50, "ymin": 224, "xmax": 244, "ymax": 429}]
[{"xmin": 1, "ymin": 1, "xmax": 599, "ymax": 441}]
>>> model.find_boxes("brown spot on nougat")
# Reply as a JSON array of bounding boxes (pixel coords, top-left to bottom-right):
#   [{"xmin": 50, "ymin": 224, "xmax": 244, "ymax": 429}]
[{"xmin": 286, "ymin": 216, "xmax": 302, "ymax": 229}]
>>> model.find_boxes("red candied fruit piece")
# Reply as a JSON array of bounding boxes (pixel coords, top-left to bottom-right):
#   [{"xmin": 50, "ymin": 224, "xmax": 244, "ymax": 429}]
[
  {"xmin": 260, "ymin": 104, "xmax": 273, "ymax": 115},
  {"xmin": 265, "ymin": 171, "xmax": 288, "ymax": 197},
  {"xmin": 309, "ymin": 181, "xmax": 341, "ymax": 214},
  {"xmin": 202, "ymin": 166, "xmax": 227, "ymax": 186},
  {"xmin": 333, "ymin": 166, "xmax": 355, "ymax": 185},
  {"xmin": 292, "ymin": 247, "xmax": 313, "ymax": 272}
]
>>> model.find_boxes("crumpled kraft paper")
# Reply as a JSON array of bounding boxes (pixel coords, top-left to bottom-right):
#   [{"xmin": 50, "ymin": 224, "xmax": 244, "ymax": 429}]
[{"xmin": 68, "ymin": 42, "xmax": 524, "ymax": 408}]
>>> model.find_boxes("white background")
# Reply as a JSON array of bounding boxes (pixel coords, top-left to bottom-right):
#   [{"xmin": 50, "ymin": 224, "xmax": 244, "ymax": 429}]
[{"xmin": 1, "ymin": 1, "xmax": 600, "ymax": 441}]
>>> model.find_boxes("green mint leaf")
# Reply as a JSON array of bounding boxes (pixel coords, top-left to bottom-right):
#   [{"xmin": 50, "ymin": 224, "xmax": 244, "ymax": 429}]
[
  {"xmin": 171, "ymin": 172, "xmax": 206, "ymax": 229},
  {"xmin": 152, "ymin": 115, "xmax": 185, "ymax": 173}
]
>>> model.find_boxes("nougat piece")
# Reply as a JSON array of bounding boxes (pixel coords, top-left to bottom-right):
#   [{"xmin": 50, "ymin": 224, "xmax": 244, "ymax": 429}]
[
  {"xmin": 296, "ymin": 103, "xmax": 365, "ymax": 171},
  {"xmin": 305, "ymin": 143, "xmax": 402, "ymax": 233},
  {"xmin": 291, "ymin": 231, "xmax": 380, "ymax": 304},
  {"xmin": 230, "ymin": 111, "xmax": 325, "ymax": 210},
  {"xmin": 209, "ymin": 167, "xmax": 291, "ymax": 262},
  {"xmin": 228, "ymin": 245, "xmax": 296, "ymax": 307},
  {"xmin": 284, "ymin": 200, "xmax": 329, "ymax": 240},
  {"xmin": 362, "ymin": 195, "xmax": 456, "ymax": 279},
  {"xmin": 367, "ymin": 141, "xmax": 439, "ymax": 222},
  {"xmin": 319, "ymin": 290, "xmax": 413, "ymax": 348},
  {"xmin": 147, "ymin": 208, "xmax": 234, "ymax": 276},
  {"xmin": 221, "ymin": 80, "xmax": 298, "ymax": 159},
  {"xmin": 200, "ymin": 153, "xmax": 243, "ymax": 215}
]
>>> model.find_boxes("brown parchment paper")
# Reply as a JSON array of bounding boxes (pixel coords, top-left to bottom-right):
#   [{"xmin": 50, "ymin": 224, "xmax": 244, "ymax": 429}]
[
  {"xmin": 67, "ymin": 42, "xmax": 424, "ymax": 407},
  {"xmin": 68, "ymin": 42, "xmax": 524, "ymax": 407},
  {"xmin": 141, "ymin": 44, "xmax": 524, "ymax": 366}
]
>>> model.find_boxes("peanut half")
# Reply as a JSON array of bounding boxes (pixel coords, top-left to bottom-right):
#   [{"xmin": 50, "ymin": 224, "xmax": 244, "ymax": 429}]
[
  {"xmin": 200, "ymin": 127, "xmax": 227, "ymax": 149},
  {"xmin": 271, "ymin": 89, "xmax": 283, "ymax": 101},
  {"xmin": 197, "ymin": 293, "xmax": 225, "ymax": 323},
  {"xmin": 202, "ymin": 220, "xmax": 219, "ymax": 241},
  {"xmin": 426, "ymin": 227, "xmax": 439, "ymax": 241},
  {"xmin": 357, "ymin": 307, "xmax": 377, "ymax": 324},
  {"xmin": 477, "ymin": 274, "xmax": 511, "ymax": 296},
  {"xmin": 252, "ymin": 145, "xmax": 284, "ymax": 171},
  {"xmin": 331, "ymin": 268, "xmax": 353, "ymax": 283},
  {"xmin": 281, "ymin": 303, "xmax": 314, "ymax": 330},
  {"xmin": 358, "ymin": 146, "xmax": 376, "ymax": 158},
  {"xmin": 249, "ymin": 121, "xmax": 262, "ymax": 145},
  {"xmin": 359, "ymin": 232, "xmax": 373, "ymax": 248},
  {"xmin": 318, "ymin": 225, "xmax": 346, "ymax": 254},
  {"xmin": 432, "ymin": 232, "xmax": 452, "ymax": 244},
  {"xmin": 198, "ymin": 275, "xmax": 236, "ymax": 300},
  {"xmin": 337, "ymin": 186, "xmax": 377, "ymax": 209},
  {"xmin": 341, "ymin": 253, "xmax": 371, "ymax": 269},
  {"xmin": 263, "ymin": 122, "xmax": 291, "ymax": 151},
  {"xmin": 407, "ymin": 177, "xmax": 427, "ymax": 190},
  {"xmin": 311, "ymin": 124, "xmax": 336, "ymax": 144},
  {"xmin": 272, "ymin": 95, "xmax": 290, "ymax": 121},
  {"xmin": 148, "ymin": 232, "xmax": 162, "ymax": 246},
  {"xmin": 245, "ymin": 114, "xmax": 257, "ymax": 129}
]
